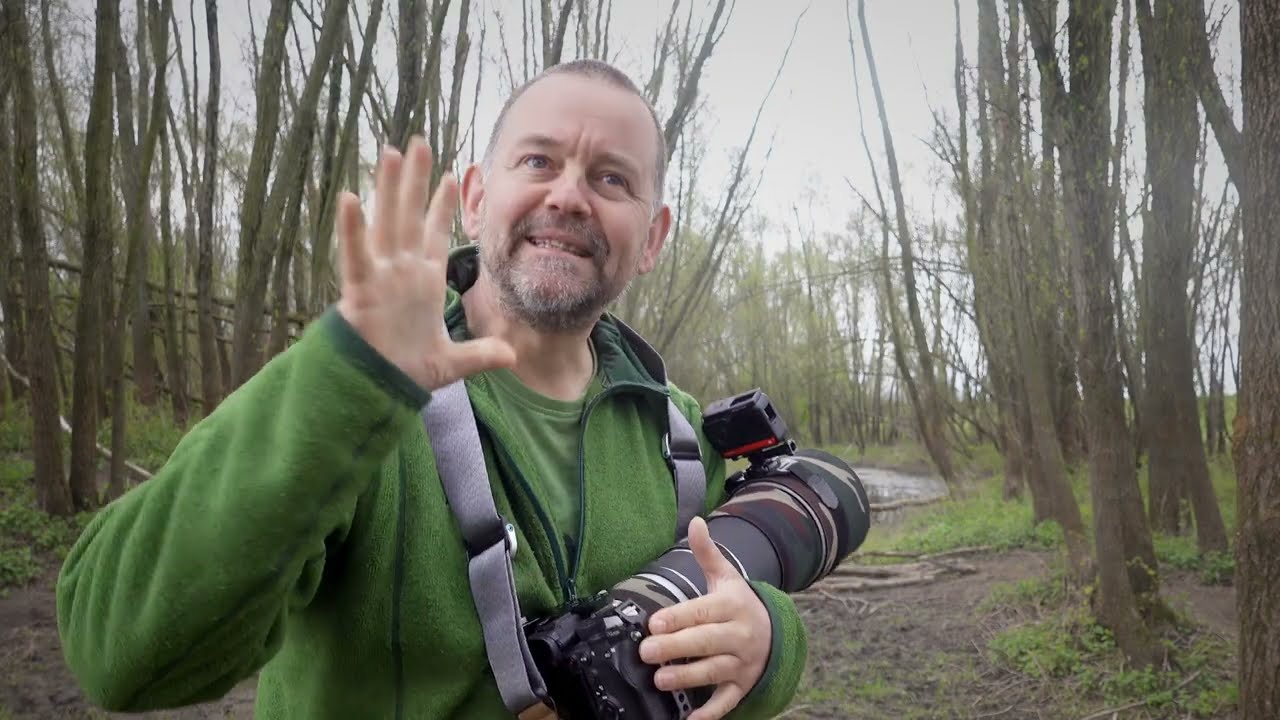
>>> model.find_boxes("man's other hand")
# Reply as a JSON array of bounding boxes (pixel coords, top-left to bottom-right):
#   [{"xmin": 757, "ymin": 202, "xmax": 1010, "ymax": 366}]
[
  {"xmin": 336, "ymin": 137, "xmax": 516, "ymax": 392},
  {"xmin": 639, "ymin": 516, "xmax": 772, "ymax": 720}
]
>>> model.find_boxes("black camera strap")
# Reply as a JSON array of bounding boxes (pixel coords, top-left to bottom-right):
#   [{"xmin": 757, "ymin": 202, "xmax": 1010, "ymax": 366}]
[{"xmin": 421, "ymin": 318, "xmax": 705, "ymax": 718}]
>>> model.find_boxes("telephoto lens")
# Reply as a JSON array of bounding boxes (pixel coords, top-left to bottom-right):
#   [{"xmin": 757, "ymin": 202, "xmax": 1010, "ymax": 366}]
[{"xmin": 526, "ymin": 446, "xmax": 871, "ymax": 719}]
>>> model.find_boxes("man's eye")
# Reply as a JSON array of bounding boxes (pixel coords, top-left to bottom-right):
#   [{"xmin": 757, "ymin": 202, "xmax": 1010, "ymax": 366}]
[
  {"xmin": 601, "ymin": 172, "xmax": 628, "ymax": 188},
  {"xmin": 522, "ymin": 155, "xmax": 550, "ymax": 169}
]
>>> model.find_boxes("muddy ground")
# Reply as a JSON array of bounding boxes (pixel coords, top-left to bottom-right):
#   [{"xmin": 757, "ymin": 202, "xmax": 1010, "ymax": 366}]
[{"xmin": 0, "ymin": 547, "xmax": 1236, "ymax": 720}]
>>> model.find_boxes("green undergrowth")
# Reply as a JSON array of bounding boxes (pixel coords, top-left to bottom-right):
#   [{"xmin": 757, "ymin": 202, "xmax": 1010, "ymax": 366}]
[
  {"xmin": 850, "ymin": 439, "xmax": 1238, "ymax": 585},
  {"xmin": 858, "ymin": 470, "xmax": 1066, "ymax": 558},
  {"xmin": 0, "ymin": 397, "xmax": 194, "ymax": 595},
  {"xmin": 983, "ymin": 569, "xmax": 1238, "ymax": 717},
  {"xmin": 0, "ymin": 408, "xmax": 86, "ymax": 594}
]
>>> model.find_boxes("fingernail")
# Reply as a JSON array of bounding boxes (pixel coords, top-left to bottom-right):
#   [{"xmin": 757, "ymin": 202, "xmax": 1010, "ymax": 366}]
[
  {"xmin": 650, "ymin": 617, "xmax": 667, "ymax": 633},
  {"xmin": 654, "ymin": 669, "xmax": 670, "ymax": 689},
  {"xmin": 639, "ymin": 638, "xmax": 654, "ymax": 661}
]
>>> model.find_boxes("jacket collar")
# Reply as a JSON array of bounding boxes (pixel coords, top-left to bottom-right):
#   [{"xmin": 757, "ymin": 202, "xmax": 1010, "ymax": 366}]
[{"xmin": 441, "ymin": 244, "xmax": 669, "ymax": 392}]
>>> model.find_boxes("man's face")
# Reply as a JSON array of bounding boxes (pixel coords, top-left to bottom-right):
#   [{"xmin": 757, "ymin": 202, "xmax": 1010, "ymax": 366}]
[{"xmin": 461, "ymin": 73, "xmax": 670, "ymax": 333}]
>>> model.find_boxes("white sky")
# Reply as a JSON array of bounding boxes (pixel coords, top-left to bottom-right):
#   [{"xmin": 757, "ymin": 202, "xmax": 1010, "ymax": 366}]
[
  {"xmin": 54, "ymin": 0, "xmax": 1244, "ymax": 388},
  {"xmin": 129, "ymin": 0, "xmax": 1241, "ymax": 252}
]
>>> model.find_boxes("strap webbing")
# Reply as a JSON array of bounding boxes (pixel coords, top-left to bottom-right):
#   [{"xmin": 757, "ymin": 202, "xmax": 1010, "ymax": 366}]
[
  {"xmin": 423, "ymin": 379, "xmax": 547, "ymax": 714},
  {"xmin": 613, "ymin": 318, "xmax": 707, "ymax": 539},
  {"xmin": 422, "ymin": 317, "xmax": 706, "ymax": 715}
]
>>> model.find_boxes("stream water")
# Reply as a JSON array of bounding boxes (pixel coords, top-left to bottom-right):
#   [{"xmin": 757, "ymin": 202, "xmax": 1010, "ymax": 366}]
[{"xmin": 850, "ymin": 465, "xmax": 950, "ymax": 529}]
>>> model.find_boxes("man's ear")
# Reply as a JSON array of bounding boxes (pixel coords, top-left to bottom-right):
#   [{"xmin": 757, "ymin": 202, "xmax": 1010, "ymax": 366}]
[
  {"xmin": 637, "ymin": 204, "xmax": 672, "ymax": 275},
  {"xmin": 460, "ymin": 164, "xmax": 486, "ymax": 239}
]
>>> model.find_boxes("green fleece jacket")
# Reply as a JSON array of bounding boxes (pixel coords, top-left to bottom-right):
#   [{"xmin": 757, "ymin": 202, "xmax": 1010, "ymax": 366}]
[{"xmin": 55, "ymin": 247, "xmax": 808, "ymax": 718}]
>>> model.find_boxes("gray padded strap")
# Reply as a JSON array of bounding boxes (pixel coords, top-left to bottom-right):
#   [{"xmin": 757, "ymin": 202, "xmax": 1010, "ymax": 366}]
[
  {"xmin": 423, "ymin": 379, "xmax": 546, "ymax": 715},
  {"xmin": 613, "ymin": 318, "xmax": 707, "ymax": 540},
  {"xmin": 666, "ymin": 402, "xmax": 705, "ymax": 540}
]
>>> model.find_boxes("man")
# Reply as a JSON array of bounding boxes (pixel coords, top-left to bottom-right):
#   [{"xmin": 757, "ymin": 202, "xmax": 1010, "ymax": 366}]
[{"xmin": 56, "ymin": 60, "xmax": 807, "ymax": 719}]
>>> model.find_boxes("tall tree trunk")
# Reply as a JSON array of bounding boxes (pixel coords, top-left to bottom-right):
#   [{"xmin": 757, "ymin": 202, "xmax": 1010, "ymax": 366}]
[
  {"xmin": 1141, "ymin": 0, "xmax": 1228, "ymax": 548},
  {"xmin": 988, "ymin": 0, "xmax": 1090, "ymax": 574},
  {"xmin": 230, "ymin": 0, "xmax": 349, "ymax": 386},
  {"xmin": 105, "ymin": 0, "xmax": 172, "ymax": 498},
  {"xmin": 312, "ymin": 0, "xmax": 384, "ymax": 314},
  {"xmin": 1135, "ymin": 0, "xmax": 1228, "ymax": 552},
  {"xmin": 1025, "ymin": 0, "xmax": 1161, "ymax": 665},
  {"xmin": 110, "ymin": 5, "xmax": 161, "ymax": 410},
  {"xmin": 391, "ymin": 0, "xmax": 427, "ymax": 146},
  {"xmin": 0, "ymin": 74, "xmax": 17, "ymax": 407},
  {"xmin": 228, "ymin": 0, "xmax": 291, "ymax": 385},
  {"xmin": 67, "ymin": 0, "xmax": 120, "ymax": 511},
  {"xmin": 1038, "ymin": 0, "xmax": 1085, "ymax": 468},
  {"xmin": 1234, "ymin": 0, "xmax": 1280, "ymax": 716},
  {"xmin": 196, "ymin": 0, "xmax": 222, "ymax": 413},
  {"xmin": 4, "ymin": 0, "xmax": 71, "ymax": 516},
  {"xmin": 40, "ymin": 0, "xmax": 86, "ymax": 210},
  {"xmin": 159, "ymin": 119, "xmax": 188, "ymax": 423},
  {"xmin": 855, "ymin": 0, "xmax": 955, "ymax": 484}
]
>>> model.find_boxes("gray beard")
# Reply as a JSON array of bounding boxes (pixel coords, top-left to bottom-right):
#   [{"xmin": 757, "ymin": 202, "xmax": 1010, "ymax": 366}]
[{"xmin": 479, "ymin": 214, "xmax": 621, "ymax": 333}]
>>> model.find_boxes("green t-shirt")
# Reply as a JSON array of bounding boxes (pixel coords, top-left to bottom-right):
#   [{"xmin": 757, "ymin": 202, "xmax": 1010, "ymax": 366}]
[{"xmin": 486, "ymin": 348, "xmax": 604, "ymax": 549}]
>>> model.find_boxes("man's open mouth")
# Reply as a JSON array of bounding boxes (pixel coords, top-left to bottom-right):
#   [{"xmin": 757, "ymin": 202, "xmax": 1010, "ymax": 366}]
[{"xmin": 526, "ymin": 235, "xmax": 592, "ymax": 257}]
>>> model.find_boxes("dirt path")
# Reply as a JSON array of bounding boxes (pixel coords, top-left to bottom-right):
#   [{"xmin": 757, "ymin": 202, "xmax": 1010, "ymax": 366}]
[
  {"xmin": 0, "ymin": 568, "xmax": 254, "ymax": 720},
  {"xmin": 785, "ymin": 550, "xmax": 1237, "ymax": 720},
  {"xmin": 0, "ymin": 551, "xmax": 1236, "ymax": 719}
]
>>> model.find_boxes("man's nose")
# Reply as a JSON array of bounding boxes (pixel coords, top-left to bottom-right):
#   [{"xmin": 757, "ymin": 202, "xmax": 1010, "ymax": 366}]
[{"xmin": 543, "ymin": 170, "xmax": 592, "ymax": 217}]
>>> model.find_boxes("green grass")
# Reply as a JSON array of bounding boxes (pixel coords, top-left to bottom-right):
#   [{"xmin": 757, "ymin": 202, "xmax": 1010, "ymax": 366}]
[
  {"xmin": 983, "ymin": 573, "xmax": 1238, "ymax": 718},
  {"xmin": 849, "ymin": 437, "xmax": 1239, "ymax": 588},
  {"xmin": 858, "ymin": 470, "xmax": 1066, "ymax": 556}
]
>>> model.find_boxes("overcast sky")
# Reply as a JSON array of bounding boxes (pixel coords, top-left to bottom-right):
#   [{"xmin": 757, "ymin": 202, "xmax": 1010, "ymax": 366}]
[{"xmin": 115, "ymin": 0, "xmax": 1238, "ymax": 256}]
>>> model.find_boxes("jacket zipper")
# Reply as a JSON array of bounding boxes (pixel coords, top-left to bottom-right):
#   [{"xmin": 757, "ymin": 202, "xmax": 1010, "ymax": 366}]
[
  {"xmin": 569, "ymin": 381, "xmax": 668, "ymax": 595},
  {"xmin": 484, "ymin": 422, "xmax": 575, "ymax": 606}
]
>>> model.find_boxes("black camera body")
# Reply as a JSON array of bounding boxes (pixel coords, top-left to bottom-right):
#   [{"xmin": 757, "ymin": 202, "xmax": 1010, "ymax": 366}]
[
  {"xmin": 523, "ymin": 388, "xmax": 870, "ymax": 720},
  {"xmin": 524, "ymin": 595, "xmax": 708, "ymax": 720}
]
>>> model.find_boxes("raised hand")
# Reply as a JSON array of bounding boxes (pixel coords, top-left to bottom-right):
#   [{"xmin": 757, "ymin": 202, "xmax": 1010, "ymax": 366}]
[
  {"xmin": 336, "ymin": 137, "xmax": 516, "ymax": 392},
  {"xmin": 639, "ymin": 516, "xmax": 773, "ymax": 720}
]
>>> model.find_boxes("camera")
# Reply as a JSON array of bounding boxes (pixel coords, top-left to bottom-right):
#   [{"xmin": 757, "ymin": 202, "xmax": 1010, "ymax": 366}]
[{"xmin": 523, "ymin": 389, "xmax": 871, "ymax": 719}]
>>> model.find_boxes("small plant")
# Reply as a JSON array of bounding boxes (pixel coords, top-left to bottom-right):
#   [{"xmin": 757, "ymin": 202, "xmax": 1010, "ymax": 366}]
[{"xmin": 985, "ymin": 571, "xmax": 1238, "ymax": 718}]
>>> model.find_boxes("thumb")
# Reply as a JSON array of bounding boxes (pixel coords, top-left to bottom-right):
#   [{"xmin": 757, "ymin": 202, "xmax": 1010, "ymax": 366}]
[
  {"xmin": 687, "ymin": 516, "xmax": 735, "ymax": 586},
  {"xmin": 448, "ymin": 337, "xmax": 518, "ymax": 378}
]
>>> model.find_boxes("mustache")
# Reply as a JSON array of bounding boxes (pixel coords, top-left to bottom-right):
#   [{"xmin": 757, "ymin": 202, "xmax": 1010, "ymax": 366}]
[{"xmin": 510, "ymin": 212, "xmax": 608, "ymax": 259}]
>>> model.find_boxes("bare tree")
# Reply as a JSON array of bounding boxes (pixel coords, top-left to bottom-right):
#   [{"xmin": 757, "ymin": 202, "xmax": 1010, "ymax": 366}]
[
  {"xmin": 231, "ymin": 0, "xmax": 351, "ymax": 384},
  {"xmin": 3, "ymin": 0, "xmax": 72, "ymax": 516},
  {"xmin": 1024, "ymin": 0, "xmax": 1161, "ymax": 665},
  {"xmin": 195, "ymin": 0, "xmax": 223, "ymax": 412},
  {"xmin": 1134, "ymin": 0, "xmax": 1227, "ymax": 552},
  {"xmin": 67, "ymin": 0, "xmax": 121, "ymax": 510},
  {"xmin": 852, "ymin": 0, "xmax": 956, "ymax": 485}
]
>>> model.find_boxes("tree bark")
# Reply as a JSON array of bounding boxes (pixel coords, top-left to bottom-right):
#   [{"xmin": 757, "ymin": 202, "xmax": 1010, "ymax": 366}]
[
  {"xmin": 1186, "ymin": 0, "xmax": 1245, "ymax": 191},
  {"xmin": 196, "ymin": 0, "xmax": 223, "ymax": 413},
  {"xmin": 231, "ymin": 0, "xmax": 350, "ymax": 386},
  {"xmin": 40, "ymin": 0, "xmax": 86, "ymax": 210},
  {"xmin": 1234, "ymin": 1, "xmax": 1280, "ymax": 716},
  {"xmin": 159, "ymin": 117, "xmax": 189, "ymax": 423},
  {"xmin": 1025, "ymin": 0, "xmax": 1161, "ymax": 665},
  {"xmin": 1135, "ymin": 0, "xmax": 1228, "ymax": 552},
  {"xmin": 228, "ymin": 0, "xmax": 291, "ymax": 382},
  {"xmin": 67, "ymin": 0, "xmax": 120, "ymax": 511},
  {"xmin": 4, "ymin": 0, "xmax": 72, "ymax": 516}
]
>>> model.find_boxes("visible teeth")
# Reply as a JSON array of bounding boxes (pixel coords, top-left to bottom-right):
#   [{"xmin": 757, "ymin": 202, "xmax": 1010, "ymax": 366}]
[{"xmin": 530, "ymin": 238, "xmax": 586, "ymax": 256}]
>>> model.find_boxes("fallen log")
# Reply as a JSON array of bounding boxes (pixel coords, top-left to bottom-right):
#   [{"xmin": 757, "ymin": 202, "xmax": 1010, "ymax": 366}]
[
  {"xmin": 856, "ymin": 545, "xmax": 994, "ymax": 562},
  {"xmin": 1, "ymin": 353, "xmax": 154, "ymax": 483},
  {"xmin": 869, "ymin": 493, "xmax": 950, "ymax": 512}
]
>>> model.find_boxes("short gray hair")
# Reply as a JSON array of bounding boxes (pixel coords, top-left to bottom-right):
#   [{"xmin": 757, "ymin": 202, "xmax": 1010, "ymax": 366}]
[{"xmin": 482, "ymin": 59, "xmax": 668, "ymax": 208}]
